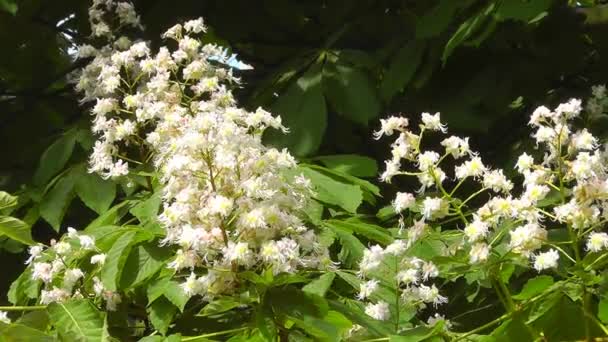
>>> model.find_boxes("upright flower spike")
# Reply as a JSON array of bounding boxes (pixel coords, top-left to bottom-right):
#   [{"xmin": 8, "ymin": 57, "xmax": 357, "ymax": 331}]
[{"xmin": 72, "ymin": 0, "xmax": 332, "ymax": 301}]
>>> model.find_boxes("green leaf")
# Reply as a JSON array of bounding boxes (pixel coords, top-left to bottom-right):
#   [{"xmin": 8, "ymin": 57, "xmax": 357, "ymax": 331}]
[
  {"xmin": 416, "ymin": 0, "xmax": 475, "ymax": 38},
  {"xmin": 39, "ymin": 174, "xmax": 75, "ymax": 232},
  {"xmin": 148, "ymin": 297, "xmax": 177, "ymax": 335},
  {"xmin": 75, "ymin": 170, "xmax": 116, "ymax": 214},
  {"xmin": 0, "ymin": 215, "xmax": 34, "ymax": 245},
  {"xmin": 163, "ymin": 281, "xmax": 190, "ymax": 312},
  {"xmin": 33, "ymin": 130, "xmax": 77, "ymax": 187},
  {"xmin": 17, "ymin": 310, "xmax": 50, "ymax": 331},
  {"xmin": 0, "ymin": 0, "xmax": 17, "ymax": 15},
  {"xmin": 442, "ymin": 3, "xmax": 496, "ymax": 62},
  {"xmin": 265, "ymin": 63, "xmax": 327, "ymax": 157},
  {"xmin": 333, "ymin": 228, "xmax": 365, "ymax": 268},
  {"xmin": 314, "ymin": 154, "xmax": 378, "ymax": 178},
  {"xmin": 120, "ymin": 243, "xmax": 172, "ymax": 289},
  {"xmin": 0, "ymin": 191, "xmax": 18, "ymax": 212},
  {"xmin": 389, "ymin": 325, "xmax": 437, "ymax": 341},
  {"xmin": 380, "ymin": 40, "xmax": 426, "ymax": 102},
  {"xmin": 513, "ymin": 276, "xmax": 554, "ymax": 300},
  {"xmin": 0, "ymin": 323, "xmax": 54, "ymax": 341},
  {"xmin": 598, "ymin": 296, "xmax": 608, "ymax": 324},
  {"xmin": 325, "ymin": 219, "xmax": 393, "ymax": 245},
  {"xmin": 101, "ymin": 231, "xmax": 138, "ymax": 291},
  {"xmin": 86, "ymin": 201, "xmax": 133, "ymax": 231},
  {"xmin": 8, "ymin": 268, "xmax": 40, "ymax": 305},
  {"xmin": 304, "ymin": 164, "xmax": 380, "ymax": 197},
  {"xmin": 47, "ymin": 299, "xmax": 106, "ymax": 341},
  {"xmin": 299, "ymin": 166, "xmax": 362, "ymax": 213},
  {"xmin": 130, "ymin": 192, "xmax": 162, "ymax": 224},
  {"xmin": 323, "ymin": 63, "xmax": 380, "ymax": 125},
  {"xmin": 199, "ymin": 297, "xmax": 242, "ymax": 317},
  {"xmin": 495, "ymin": 0, "xmax": 551, "ymax": 23},
  {"xmin": 303, "ymin": 273, "xmax": 335, "ymax": 297}
]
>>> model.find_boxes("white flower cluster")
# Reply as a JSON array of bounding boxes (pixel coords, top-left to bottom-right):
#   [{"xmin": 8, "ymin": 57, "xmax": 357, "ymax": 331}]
[
  {"xmin": 27, "ymin": 228, "xmax": 118, "ymax": 310},
  {"xmin": 375, "ymin": 87, "xmax": 608, "ymax": 282},
  {"xmin": 357, "ymin": 241, "xmax": 446, "ymax": 322},
  {"xmin": 75, "ymin": 1, "xmax": 331, "ymax": 299}
]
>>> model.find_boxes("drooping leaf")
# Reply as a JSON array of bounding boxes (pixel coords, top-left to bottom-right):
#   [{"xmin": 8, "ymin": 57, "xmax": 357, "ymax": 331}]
[
  {"xmin": 47, "ymin": 299, "xmax": 106, "ymax": 341},
  {"xmin": 0, "ymin": 215, "xmax": 34, "ymax": 245},
  {"xmin": 598, "ymin": 296, "xmax": 608, "ymax": 324},
  {"xmin": 8, "ymin": 268, "xmax": 40, "ymax": 305},
  {"xmin": 75, "ymin": 168, "xmax": 116, "ymax": 214},
  {"xmin": 148, "ymin": 297, "xmax": 177, "ymax": 336},
  {"xmin": 265, "ymin": 63, "xmax": 327, "ymax": 157},
  {"xmin": 39, "ymin": 174, "xmax": 76, "ymax": 232},
  {"xmin": 101, "ymin": 231, "xmax": 138, "ymax": 291},
  {"xmin": 323, "ymin": 63, "xmax": 380, "ymax": 125},
  {"xmin": 442, "ymin": 3, "xmax": 496, "ymax": 62},
  {"xmin": 33, "ymin": 129, "xmax": 77, "ymax": 187},
  {"xmin": 380, "ymin": 40, "xmax": 426, "ymax": 102}
]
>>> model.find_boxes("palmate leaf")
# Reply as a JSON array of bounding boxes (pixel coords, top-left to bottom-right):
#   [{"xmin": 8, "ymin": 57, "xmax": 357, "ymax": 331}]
[{"xmin": 47, "ymin": 299, "xmax": 107, "ymax": 341}]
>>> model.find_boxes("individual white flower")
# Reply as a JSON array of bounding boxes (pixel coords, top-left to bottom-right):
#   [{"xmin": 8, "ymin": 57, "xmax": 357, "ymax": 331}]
[
  {"xmin": 416, "ymin": 284, "xmax": 448, "ymax": 307},
  {"xmin": 184, "ymin": 18, "xmax": 206, "ymax": 33},
  {"xmin": 380, "ymin": 159, "xmax": 400, "ymax": 183},
  {"xmin": 529, "ymin": 106, "xmax": 553, "ymax": 126},
  {"xmin": 421, "ymin": 112, "xmax": 447, "ymax": 132},
  {"xmin": 359, "ymin": 245, "xmax": 385, "ymax": 275},
  {"xmin": 393, "ymin": 192, "xmax": 415, "ymax": 212},
  {"xmin": 40, "ymin": 287, "xmax": 70, "ymax": 304},
  {"xmin": 421, "ymin": 262, "xmax": 439, "ymax": 280},
  {"xmin": 421, "ymin": 197, "xmax": 448, "ymax": 220},
  {"xmin": 441, "ymin": 136, "xmax": 470, "ymax": 158},
  {"xmin": 222, "ymin": 242, "xmax": 253, "ymax": 266},
  {"xmin": 78, "ymin": 235, "xmax": 96, "ymax": 250},
  {"xmin": 509, "ymin": 223, "xmax": 547, "ymax": 256},
  {"xmin": 417, "ymin": 151, "xmax": 440, "ymax": 171},
  {"xmin": 397, "ymin": 268, "xmax": 419, "ymax": 285},
  {"xmin": 555, "ymin": 98, "xmax": 582, "ymax": 119},
  {"xmin": 571, "ymin": 129, "xmax": 597, "ymax": 150},
  {"xmin": 208, "ymin": 195, "xmax": 234, "ymax": 217},
  {"xmin": 464, "ymin": 219, "xmax": 489, "ymax": 242},
  {"xmin": 0, "ymin": 311, "xmax": 9, "ymax": 324},
  {"xmin": 358, "ymin": 279, "xmax": 379, "ymax": 300},
  {"xmin": 523, "ymin": 184, "xmax": 550, "ymax": 203},
  {"xmin": 483, "ymin": 169, "xmax": 513, "ymax": 193},
  {"xmin": 515, "ymin": 153, "xmax": 534, "ymax": 173},
  {"xmin": 90, "ymin": 254, "xmax": 107, "ymax": 265},
  {"xmin": 586, "ymin": 232, "xmax": 608, "ymax": 253},
  {"xmin": 533, "ymin": 249, "xmax": 559, "ymax": 271},
  {"xmin": 384, "ymin": 240, "xmax": 407, "ymax": 256},
  {"xmin": 181, "ymin": 272, "xmax": 204, "ymax": 296},
  {"xmin": 469, "ymin": 243, "xmax": 490, "ymax": 263},
  {"xmin": 374, "ymin": 117, "xmax": 408, "ymax": 139},
  {"xmin": 455, "ymin": 157, "xmax": 486, "ymax": 179},
  {"xmin": 32, "ymin": 262, "xmax": 54, "ymax": 283},
  {"xmin": 25, "ymin": 245, "xmax": 44, "ymax": 265},
  {"xmin": 365, "ymin": 301, "xmax": 390, "ymax": 321},
  {"xmin": 63, "ymin": 269, "xmax": 85, "ymax": 290}
]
